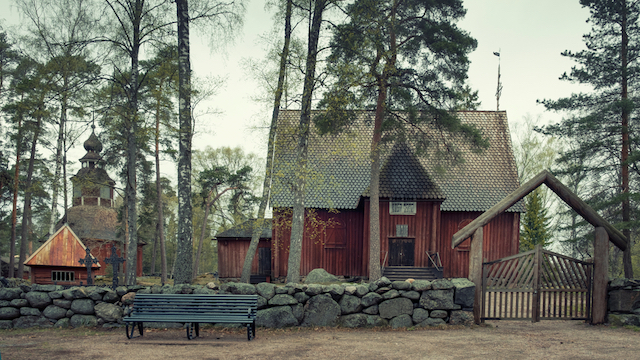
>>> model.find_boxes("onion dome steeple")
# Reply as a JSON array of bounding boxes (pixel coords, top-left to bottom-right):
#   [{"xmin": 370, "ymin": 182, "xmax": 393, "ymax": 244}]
[{"xmin": 79, "ymin": 125, "xmax": 104, "ymax": 169}]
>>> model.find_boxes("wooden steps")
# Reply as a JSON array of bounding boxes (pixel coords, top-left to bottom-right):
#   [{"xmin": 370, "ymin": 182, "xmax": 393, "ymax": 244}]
[{"xmin": 382, "ymin": 266, "xmax": 443, "ymax": 281}]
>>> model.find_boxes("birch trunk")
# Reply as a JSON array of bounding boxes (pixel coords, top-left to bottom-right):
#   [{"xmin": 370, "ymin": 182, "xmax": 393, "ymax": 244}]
[
  {"xmin": 287, "ymin": 0, "xmax": 325, "ymax": 284},
  {"xmin": 240, "ymin": 0, "xmax": 293, "ymax": 284},
  {"xmin": 174, "ymin": 0, "xmax": 194, "ymax": 285}
]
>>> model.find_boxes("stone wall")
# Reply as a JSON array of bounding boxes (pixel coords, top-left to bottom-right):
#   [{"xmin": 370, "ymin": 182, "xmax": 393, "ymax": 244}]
[
  {"xmin": 608, "ymin": 278, "xmax": 640, "ymax": 326},
  {"xmin": 0, "ymin": 277, "xmax": 475, "ymax": 329}
]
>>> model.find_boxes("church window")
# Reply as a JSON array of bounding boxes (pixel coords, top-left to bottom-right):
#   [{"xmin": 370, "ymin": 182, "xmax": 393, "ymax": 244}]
[{"xmin": 52, "ymin": 271, "xmax": 75, "ymax": 282}]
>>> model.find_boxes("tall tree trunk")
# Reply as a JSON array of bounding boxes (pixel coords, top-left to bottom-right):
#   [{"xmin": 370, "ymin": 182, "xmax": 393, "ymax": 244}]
[
  {"xmin": 621, "ymin": 8, "xmax": 633, "ymax": 278},
  {"xmin": 174, "ymin": 0, "xmax": 193, "ymax": 285},
  {"xmin": 49, "ymin": 88, "xmax": 67, "ymax": 235},
  {"xmin": 240, "ymin": 0, "xmax": 293, "ymax": 284},
  {"xmin": 154, "ymin": 84, "xmax": 168, "ymax": 283},
  {"xmin": 124, "ymin": 0, "xmax": 143, "ymax": 286},
  {"xmin": 287, "ymin": 0, "xmax": 325, "ymax": 284},
  {"xmin": 368, "ymin": 2, "xmax": 397, "ymax": 281},
  {"xmin": 9, "ymin": 115, "xmax": 22, "ymax": 278},
  {"xmin": 18, "ymin": 115, "xmax": 42, "ymax": 279},
  {"xmin": 368, "ymin": 83, "xmax": 385, "ymax": 282},
  {"xmin": 193, "ymin": 201, "xmax": 212, "ymax": 277}
]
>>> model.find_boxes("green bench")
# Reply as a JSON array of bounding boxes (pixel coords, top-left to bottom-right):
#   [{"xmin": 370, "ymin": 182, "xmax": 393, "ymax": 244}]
[{"xmin": 123, "ymin": 293, "xmax": 258, "ymax": 340}]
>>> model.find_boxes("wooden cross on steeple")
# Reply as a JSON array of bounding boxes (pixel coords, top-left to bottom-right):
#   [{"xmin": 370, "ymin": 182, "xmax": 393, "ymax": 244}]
[{"xmin": 79, "ymin": 248, "xmax": 99, "ymax": 285}]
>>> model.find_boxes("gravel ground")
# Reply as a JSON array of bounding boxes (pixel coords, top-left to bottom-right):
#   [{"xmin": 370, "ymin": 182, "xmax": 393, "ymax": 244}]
[{"xmin": 1, "ymin": 320, "xmax": 639, "ymax": 359}]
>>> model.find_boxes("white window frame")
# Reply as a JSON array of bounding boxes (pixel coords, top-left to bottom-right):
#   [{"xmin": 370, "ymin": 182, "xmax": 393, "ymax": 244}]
[
  {"xmin": 51, "ymin": 271, "xmax": 75, "ymax": 282},
  {"xmin": 389, "ymin": 201, "xmax": 416, "ymax": 215}
]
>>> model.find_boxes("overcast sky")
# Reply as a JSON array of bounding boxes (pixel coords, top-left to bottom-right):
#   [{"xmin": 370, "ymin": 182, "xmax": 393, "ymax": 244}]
[{"xmin": 1, "ymin": 0, "xmax": 593, "ymax": 176}]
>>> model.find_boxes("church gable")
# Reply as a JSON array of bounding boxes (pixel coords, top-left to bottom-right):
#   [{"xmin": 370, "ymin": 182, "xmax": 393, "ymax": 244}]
[{"xmin": 25, "ymin": 225, "xmax": 100, "ymax": 268}]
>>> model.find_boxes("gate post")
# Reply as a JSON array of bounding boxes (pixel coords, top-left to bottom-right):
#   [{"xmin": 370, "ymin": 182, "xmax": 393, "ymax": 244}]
[
  {"xmin": 469, "ymin": 227, "xmax": 483, "ymax": 324},
  {"xmin": 532, "ymin": 244, "xmax": 541, "ymax": 323},
  {"xmin": 592, "ymin": 227, "xmax": 609, "ymax": 324}
]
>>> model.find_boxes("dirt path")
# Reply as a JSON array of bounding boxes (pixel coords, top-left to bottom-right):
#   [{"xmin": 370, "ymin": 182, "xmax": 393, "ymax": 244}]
[{"xmin": 1, "ymin": 321, "xmax": 639, "ymax": 359}]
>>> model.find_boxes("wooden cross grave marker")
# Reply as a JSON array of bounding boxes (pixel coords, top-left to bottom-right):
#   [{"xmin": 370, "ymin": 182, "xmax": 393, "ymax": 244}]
[
  {"xmin": 79, "ymin": 248, "xmax": 99, "ymax": 286},
  {"xmin": 104, "ymin": 245, "xmax": 125, "ymax": 289}
]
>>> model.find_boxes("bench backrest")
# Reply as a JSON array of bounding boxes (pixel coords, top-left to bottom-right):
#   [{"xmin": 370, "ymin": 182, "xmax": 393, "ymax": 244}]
[{"xmin": 130, "ymin": 294, "xmax": 258, "ymax": 318}]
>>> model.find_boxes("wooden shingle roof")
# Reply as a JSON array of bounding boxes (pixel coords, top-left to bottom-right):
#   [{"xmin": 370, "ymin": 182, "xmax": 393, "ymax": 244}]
[
  {"xmin": 215, "ymin": 219, "xmax": 272, "ymax": 240},
  {"xmin": 271, "ymin": 110, "xmax": 523, "ymax": 212},
  {"xmin": 25, "ymin": 224, "xmax": 100, "ymax": 268}
]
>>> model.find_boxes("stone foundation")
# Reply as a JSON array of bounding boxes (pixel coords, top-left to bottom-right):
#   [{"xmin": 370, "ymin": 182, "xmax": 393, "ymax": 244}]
[{"xmin": 0, "ymin": 277, "xmax": 475, "ymax": 329}]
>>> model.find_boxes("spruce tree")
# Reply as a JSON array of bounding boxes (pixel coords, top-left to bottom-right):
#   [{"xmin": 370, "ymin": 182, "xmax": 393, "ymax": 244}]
[{"xmin": 520, "ymin": 188, "xmax": 552, "ymax": 252}]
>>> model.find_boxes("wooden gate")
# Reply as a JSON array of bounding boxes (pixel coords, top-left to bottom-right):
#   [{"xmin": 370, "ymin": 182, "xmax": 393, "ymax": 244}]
[{"xmin": 482, "ymin": 245, "xmax": 592, "ymax": 322}]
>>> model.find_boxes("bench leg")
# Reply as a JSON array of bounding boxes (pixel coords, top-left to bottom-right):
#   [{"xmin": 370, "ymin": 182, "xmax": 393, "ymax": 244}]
[
  {"xmin": 126, "ymin": 322, "xmax": 143, "ymax": 339},
  {"xmin": 247, "ymin": 322, "xmax": 255, "ymax": 341},
  {"xmin": 186, "ymin": 323, "xmax": 199, "ymax": 340}
]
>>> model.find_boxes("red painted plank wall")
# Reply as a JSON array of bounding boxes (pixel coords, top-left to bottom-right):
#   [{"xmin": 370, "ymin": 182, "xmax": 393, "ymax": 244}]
[
  {"xmin": 362, "ymin": 200, "xmax": 441, "ymax": 273},
  {"xmin": 218, "ymin": 239, "xmax": 270, "ymax": 278},
  {"xmin": 272, "ymin": 207, "xmax": 364, "ymax": 278},
  {"xmin": 438, "ymin": 211, "xmax": 520, "ymax": 278}
]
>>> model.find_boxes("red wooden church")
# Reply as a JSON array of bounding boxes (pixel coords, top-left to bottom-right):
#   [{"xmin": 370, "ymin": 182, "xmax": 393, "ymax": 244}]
[
  {"xmin": 219, "ymin": 110, "xmax": 523, "ymax": 280},
  {"xmin": 24, "ymin": 225, "xmax": 100, "ymax": 285},
  {"xmin": 25, "ymin": 129, "xmax": 143, "ymax": 284}
]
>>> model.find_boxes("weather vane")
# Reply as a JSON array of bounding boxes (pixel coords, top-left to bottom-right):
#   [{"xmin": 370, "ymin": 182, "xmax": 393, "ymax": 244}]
[{"xmin": 494, "ymin": 50, "xmax": 502, "ymax": 111}]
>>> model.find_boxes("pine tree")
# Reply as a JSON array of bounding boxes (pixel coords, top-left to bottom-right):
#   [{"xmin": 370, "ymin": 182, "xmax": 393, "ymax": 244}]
[
  {"xmin": 317, "ymin": 0, "xmax": 483, "ymax": 281},
  {"xmin": 540, "ymin": 0, "xmax": 640, "ymax": 277}
]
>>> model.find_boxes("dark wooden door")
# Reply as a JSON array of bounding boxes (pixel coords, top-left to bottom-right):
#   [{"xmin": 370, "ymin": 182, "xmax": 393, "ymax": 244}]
[
  {"xmin": 388, "ymin": 238, "xmax": 415, "ymax": 266},
  {"xmin": 258, "ymin": 247, "xmax": 271, "ymax": 275}
]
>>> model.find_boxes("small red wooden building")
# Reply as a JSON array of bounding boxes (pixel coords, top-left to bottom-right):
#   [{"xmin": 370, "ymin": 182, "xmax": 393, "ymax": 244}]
[
  {"xmin": 268, "ymin": 110, "xmax": 522, "ymax": 280},
  {"xmin": 216, "ymin": 219, "xmax": 272, "ymax": 280},
  {"xmin": 25, "ymin": 225, "xmax": 100, "ymax": 285}
]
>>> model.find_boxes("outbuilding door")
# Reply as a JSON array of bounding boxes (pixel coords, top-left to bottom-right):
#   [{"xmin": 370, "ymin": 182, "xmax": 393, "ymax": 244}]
[
  {"xmin": 388, "ymin": 238, "xmax": 414, "ymax": 266},
  {"xmin": 258, "ymin": 247, "xmax": 271, "ymax": 276}
]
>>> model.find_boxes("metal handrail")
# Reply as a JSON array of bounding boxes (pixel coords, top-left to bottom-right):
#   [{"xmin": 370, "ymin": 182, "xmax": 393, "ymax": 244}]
[
  {"xmin": 381, "ymin": 251, "xmax": 388, "ymax": 273},
  {"xmin": 426, "ymin": 251, "xmax": 442, "ymax": 272}
]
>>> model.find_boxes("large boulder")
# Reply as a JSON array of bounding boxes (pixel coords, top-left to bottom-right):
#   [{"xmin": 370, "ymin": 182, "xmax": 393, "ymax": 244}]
[
  {"xmin": 365, "ymin": 315, "xmax": 388, "ymax": 327},
  {"xmin": 0, "ymin": 307, "xmax": 20, "ymax": 320},
  {"xmin": 256, "ymin": 283, "xmax": 277, "ymax": 300},
  {"xmin": 227, "ymin": 282, "xmax": 257, "ymax": 295},
  {"xmin": 256, "ymin": 306, "xmax": 299, "ymax": 328},
  {"xmin": 609, "ymin": 290, "xmax": 640, "ymax": 313},
  {"xmin": 412, "ymin": 308, "xmax": 429, "ymax": 324},
  {"xmin": 102, "ymin": 290, "xmax": 119, "ymax": 303},
  {"xmin": 43, "ymin": 305, "xmax": 68, "ymax": 320},
  {"xmin": 70, "ymin": 314, "xmax": 98, "ymax": 328},
  {"xmin": 391, "ymin": 281, "xmax": 412, "ymax": 291},
  {"xmin": 361, "ymin": 292, "xmax": 383, "ymax": 307},
  {"xmin": 95, "ymin": 302, "xmax": 123, "ymax": 323},
  {"xmin": 20, "ymin": 307, "xmax": 41, "ymax": 316},
  {"xmin": 417, "ymin": 317, "xmax": 445, "ymax": 327},
  {"xmin": 304, "ymin": 284, "xmax": 323, "ymax": 296},
  {"xmin": 419, "ymin": 289, "xmax": 456, "ymax": 310},
  {"xmin": 301, "ymin": 295, "xmax": 340, "ymax": 327},
  {"xmin": 452, "ymin": 278, "xmax": 475, "ymax": 308},
  {"xmin": 268, "ymin": 294, "xmax": 298, "ymax": 306},
  {"xmin": 389, "ymin": 314, "xmax": 413, "ymax": 329},
  {"xmin": 0, "ymin": 288, "xmax": 23, "ymax": 301},
  {"xmin": 13, "ymin": 316, "xmax": 52, "ymax": 329},
  {"xmin": 412, "ymin": 280, "xmax": 432, "ymax": 292},
  {"xmin": 304, "ymin": 269, "xmax": 339, "ymax": 284},
  {"xmin": 62, "ymin": 287, "xmax": 88, "ymax": 300},
  {"xmin": 70, "ymin": 299, "xmax": 95, "ymax": 315},
  {"xmin": 339, "ymin": 295, "xmax": 362, "ymax": 315},
  {"xmin": 31, "ymin": 284, "xmax": 61, "ymax": 292},
  {"xmin": 431, "ymin": 279, "xmax": 454, "ymax": 290},
  {"xmin": 53, "ymin": 299, "xmax": 72, "ymax": 309},
  {"xmin": 26, "ymin": 291, "xmax": 52, "ymax": 309},
  {"xmin": 450, "ymin": 310, "xmax": 474, "ymax": 326},
  {"xmin": 378, "ymin": 298, "xmax": 413, "ymax": 319},
  {"xmin": 340, "ymin": 314, "xmax": 368, "ymax": 328},
  {"xmin": 324, "ymin": 284, "xmax": 344, "ymax": 301},
  {"xmin": 608, "ymin": 313, "xmax": 640, "ymax": 327}
]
